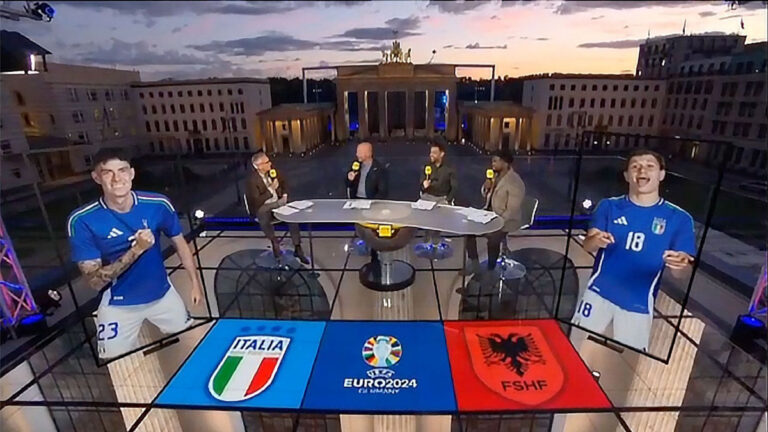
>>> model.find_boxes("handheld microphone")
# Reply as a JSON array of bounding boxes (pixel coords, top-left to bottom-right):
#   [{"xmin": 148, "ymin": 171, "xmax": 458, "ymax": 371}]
[
  {"xmin": 268, "ymin": 169, "xmax": 278, "ymax": 179},
  {"xmin": 486, "ymin": 169, "xmax": 495, "ymax": 180},
  {"xmin": 352, "ymin": 161, "xmax": 360, "ymax": 172},
  {"xmin": 424, "ymin": 165, "xmax": 432, "ymax": 180}
]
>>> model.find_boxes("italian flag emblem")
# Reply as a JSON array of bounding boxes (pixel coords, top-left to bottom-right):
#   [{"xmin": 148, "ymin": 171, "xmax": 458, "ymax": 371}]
[{"xmin": 208, "ymin": 335, "xmax": 290, "ymax": 402}]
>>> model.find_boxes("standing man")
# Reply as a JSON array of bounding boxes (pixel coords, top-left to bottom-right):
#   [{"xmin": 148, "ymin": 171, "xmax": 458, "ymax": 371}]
[
  {"xmin": 419, "ymin": 142, "xmax": 458, "ymax": 245},
  {"xmin": 67, "ymin": 149, "xmax": 202, "ymax": 359},
  {"xmin": 461, "ymin": 150, "xmax": 525, "ymax": 275},
  {"xmin": 572, "ymin": 149, "xmax": 695, "ymax": 352},
  {"xmin": 346, "ymin": 142, "xmax": 388, "ymax": 200},
  {"xmin": 245, "ymin": 151, "xmax": 309, "ymax": 264}
]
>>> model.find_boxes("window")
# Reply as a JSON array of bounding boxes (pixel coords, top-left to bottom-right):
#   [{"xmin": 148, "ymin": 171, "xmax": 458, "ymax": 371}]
[
  {"xmin": 197, "ymin": 90, "xmax": 203, "ymax": 97},
  {"xmin": 692, "ymin": 98, "xmax": 698, "ymax": 110},
  {"xmin": 234, "ymin": 136, "xmax": 240, "ymax": 149},
  {"xmin": 158, "ymin": 141, "xmax": 165, "ymax": 153},
  {"xmin": 87, "ymin": 89, "xmax": 98, "ymax": 101},
  {"xmin": 602, "ymin": 84, "xmax": 607, "ymax": 91},
  {"xmin": 600, "ymin": 98, "xmax": 606, "ymax": 108},
  {"xmin": 1, "ymin": 140, "xmax": 12, "ymax": 155},
  {"xmin": 591, "ymin": 84, "xmax": 597, "ymax": 91},
  {"xmin": 145, "ymin": 120, "xmax": 151, "ymax": 132},
  {"xmin": 192, "ymin": 119, "xmax": 198, "ymax": 131},
  {"xmin": 648, "ymin": 115, "xmax": 654, "ymax": 127},
  {"xmin": 590, "ymin": 98, "xmax": 595, "ymax": 108},
  {"xmin": 701, "ymin": 98, "xmax": 708, "ymax": 110},
  {"xmin": 200, "ymin": 103, "xmax": 205, "ymax": 113},
  {"xmin": 154, "ymin": 120, "xmax": 160, "ymax": 132},
  {"xmin": 72, "ymin": 111, "xmax": 85, "ymax": 123},
  {"xmin": 588, "ymin": 114, "xmax": 594, "ymax": 126},
  {"xmin": 638, "ymin": 115, "xmax": 644, "ymax": 127},
  {"xmin": 161, "ymin": 104, "xmax": 167, "ymax": 114},
  {"xmin": 164, "ymin": 120, "xmax": 170, "ymax": 132},
  {"xmin": 241, "ymin": 118, "xmax": 247, "ymax": 129},
  {"xmin": 237, "ymin": 88, "xmax": 244, "ymax": 95},
  {"xmin": 753, "ymin": 82, "xmax": 764, "ymax": 97},
  {"xmin": 568, "ymin": 98, "xmax": 574, "ymax": 108},
  {"xmin": 544, "ymin": 133, "xmax": 551, "ymax": 148},
  {"xmin": 149, "ymin": 92, "xmax": 154, "ymax": 98},
  {"xmin": 579, "ymin": 98, "xmax": 585, "ymax": 108},
  {"xmin": 231, "ymin": 118, "xmax": 238, "ymax": 132},
  {"xmin": 654, "ymin": 84, "xmax": 659, "ymax": 91},
  {"xmin": 218, "ymin": 89, "xmax": 223, "ymax": 96},
  {"xmin": 202, "ymin": 119, "xmax": 208, "ymax": 131},
  {"xmin": 178, "ymin": 91, "xmax": 183, "ymax": 97},
  {"xmin": 190, "ymin": 104, "xmax": 195, "ymax": 113},
  {"xmin": 167, "ymin": 91, "xmax": 173, "ymax": 99},
  {"xmin": 76, "ymin": 131, "xmax": 90, "ymax": 143},
  {"xmin": 212, "ymin": 119, "xmax": 217, "ymax": 131},
  {"xmin": 221, "ymin": 117, "xmax": 227, "ymax": 130},
  {"xmin": 651, "ymin": 98, "xmax": 657, "ymax": 109},
  {"xmin": 610, "ymin": 98, "xmax": 616, "ymax": 108},
  {"xmin": 240, "ymin": 102, "xmax": 245, "ymax": 113},
  {"xmin": 549, "ymin": 83, "xmax": 555, "ymax": 91},
  {"xmin": 187, "ymin": 90, "xmax": 193, "ymax": 97},
  {"xmin": 140, "ymin": 92, "xmax": 145, "ymax": 99},
  {"xmin": 180, "ymin": 104, "xmax": 186, "ymax": 114},
  {"xmin": 243, "ymin": 136, "xmax": 249, "ymax": 149},
  {"xmin": 214, "ymin": 137, "xmax": 220, "ymax": 150},
  {"xmin": 219, "ymin": 102, "xmax": 225, "ymax": 112},
  {"xmin": 142, "ymin": 105, "xmax": 148, "ymax": 115},
  {"xmin": 173, "ymin": 120, "xmax": 179, "ymax": 132},
  {"xmin": 733, "ymin": 147, "xmax": 744, "ymax": 165},
  {"xmin": 152, "ymin": 105, "xmax": 157, "ymax": 114},
  {"xmin": 742, "ymin": 123, "xmax": 751, "ymax": 138},
  {"xmin": 207, "ymin": 89, "xmax": 212, "ymax": 96},
  {"xmin": 640, "ymin": 99, "xmax": 647, "ymax": 109},
  {"xmin": 581, "ymin": 84, "xmax": 586, "ymax": 91},
  {"xmin": 608, "ymin": 115, "xmax": 614, "ymax": 126},
  {"xmin": 633, "ymin": 85, "xmax": 639, "ymax": 91},
  {"xmin": 613, "ymin": 85, "xmax": 618, "ymax": 91},
  {"xmin": 623, "ymin": 84, "xmax": 629, "ymax": 91},
  {"xmin": 209, "ymin": 103, "xmax": 214, "ymax": 112},
  {"xmin": 170, "ymin": 104, "xmax": 176, "ymax": 114},
  {"xmin": 105, "ymin": 90, "xmax": 113, "ymax": 101},
  {"xmin": 570, "ymin": 84, "xmax": 576, "ymax": 91},
  {"xmin": 628, "ymin": 115, "xmax": 634, "ymax": 127},
  {"xmin": 183, "ymin": 120, "xmax": 188, "ymax": 131},
  {"xmin": 618, "ymin": 115, "xmax": 624, "ymax": 127},
  {"xmin": 159, "ymin": 91, "xmax": 164, "ymax": 98},
  {"xmin": 681, "ymin": 98, "xmax": 688, "ymax": 110},
  {"xmin": 758, "ymin": 124, "xmax": 767, "ymax": 139},
  {"xmin": 630, "ymin": 98, "xmax": 636, "ymax": 108},
  {"xmin": 67, "ymin": 88, "xmax": 79, "ymax": 102},
  {"xmin": 556, "ymin": 114, "xmax": 562, "ymax": 127},
  {"xmin": 694, "ymin": 81, "xmax": 702, "ymax": 95}
]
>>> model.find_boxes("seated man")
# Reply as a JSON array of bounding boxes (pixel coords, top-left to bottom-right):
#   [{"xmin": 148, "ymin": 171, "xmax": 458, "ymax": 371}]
[
  {"xmin": 461, "ymin": 150, "xmax": 525, "ymax": 275},
  {"xmin": 245, "ymin": 151, "xmax": 309, "ymax": 264}
]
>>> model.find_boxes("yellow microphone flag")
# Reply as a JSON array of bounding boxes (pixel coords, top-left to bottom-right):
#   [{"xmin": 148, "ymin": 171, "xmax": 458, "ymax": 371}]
[
  {"xmin": 486, "ymin": 169, "xmax": 495, "ymax": 179},
  {"xmin": 425, "ymin": 166, "xmax": 432, "ymax": 176},
  {"xmin": 269, "ymin": 169, "xmax": 277, "ymax": 179},
  {"xmin": 352, "ymin": 161, "xmax": 360, "ymax": 171}
]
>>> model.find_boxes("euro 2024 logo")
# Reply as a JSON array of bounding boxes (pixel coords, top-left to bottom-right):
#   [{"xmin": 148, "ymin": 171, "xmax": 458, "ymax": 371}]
[{"xmin": 343, "ymin": 335, "xmax": 418, "ymax": 394}]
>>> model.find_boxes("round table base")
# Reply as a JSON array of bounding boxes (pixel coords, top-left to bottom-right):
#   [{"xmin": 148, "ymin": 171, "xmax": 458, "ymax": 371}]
[{"xmin": 359, "ymin": 260, "xmax": 416, "ymax": 292}]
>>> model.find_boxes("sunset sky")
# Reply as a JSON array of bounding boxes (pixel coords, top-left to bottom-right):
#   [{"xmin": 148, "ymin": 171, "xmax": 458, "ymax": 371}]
[{"xmin": 3, "ymin": 0, "xmax": 766, "ymax": 81}]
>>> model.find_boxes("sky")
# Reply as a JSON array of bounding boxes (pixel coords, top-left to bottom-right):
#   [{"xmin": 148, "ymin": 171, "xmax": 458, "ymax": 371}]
[{"xmin": 2, "ymin": 0, "xmax": 766, "ymax": 81}]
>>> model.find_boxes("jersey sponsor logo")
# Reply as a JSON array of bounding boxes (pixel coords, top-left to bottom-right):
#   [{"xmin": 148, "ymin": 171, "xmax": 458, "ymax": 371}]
[
  {"xmin": 343, "ymin": 335, "xmax": 418, "ymax": 394},
  {"xmin": 464, "ymin": 326, "xmax": 564, "ymax": 406},
  {"xmin": 651, "ymin": 217, "xmax": 666, "ymax": 235},
  {"xmin": 107, "ymin": 228, "xmax": 124, "ymax": 238},
  {"xmin": 208, "ymin": 335, "xmax": 290, "ymax": 402},
  {"xmin": 612, "ymin": 216, "xmax": 628, "ymax": 225}
]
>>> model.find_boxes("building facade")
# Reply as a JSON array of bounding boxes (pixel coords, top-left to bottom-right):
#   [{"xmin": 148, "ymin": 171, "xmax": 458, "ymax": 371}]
[
  {"xmin": 1, "ymin": 62, "xmax": 142, "ymax": 190},
  {"xmin": 253, "ymin": 103, "xmax": 335, "ymax": 154},
  {"xmin": 132, "ymin": 78, "xmax": 271, "ymax": 155},
  {"xmin": 457, "ymin": 101, "xmax": 534, "ymax": 153},
  {"xmin": 645, "ymin": 36, "xmax": 767, "ymax": 174},
  {"xmin": 521, "ymin": 75, "xmax": 665, "ymax": 151}
]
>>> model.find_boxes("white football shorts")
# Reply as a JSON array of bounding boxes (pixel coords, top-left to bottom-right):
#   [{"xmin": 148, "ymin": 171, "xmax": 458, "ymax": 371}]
[
  {"xmin": 571, "ymin": 289, "xmax": 653, "ymax": 352},
  {"xmin": 96, "ymin": 285, "xmax": 192, "ymax": 359}
]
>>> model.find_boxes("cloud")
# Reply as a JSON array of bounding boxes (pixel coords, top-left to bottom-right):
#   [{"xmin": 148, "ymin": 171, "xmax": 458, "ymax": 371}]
[
  {"xmin": 620, "ymin": 69, "xmax": 633, "ymax": 73},
  {"xmin": 536, "ymin": 37, "xmax": 549, "ymax": 41},
  {"xmin": 56, "ymin": 1, "xmax": 302, "ymax": 17},
  {"xmin": 491, "ymin": 15, "xmax": 500, "ymax": 19},
  {"xmin": 190, "ymin": 32, "xmax": 387, "ymax": 56},
  {"xmin": 554, "ymin": 1, "xmax": 715, "ymax": 15},
  {"xmin": 334, "ymin": 15, "xmax": 422, "ymax": 41},
  {"xmin": 171, "ymin": 24, "xmax": 188, "ymax": 34},
  {"xmin": 427, "ymin": 0, "xmax": 488, "ymax": 14},
  {"xmin": 579, "ymin": 31, "xmax": 727, "ymax": 49},
  {"xmin": 142, "ymin": 63, "xmax": 267, "ymax": 81},
  {"xmin": 443, "ymin": 44, "xmax": 454, "ymax": 48},
  {"xmin": 698, "ymin": 11, "xmax": 716, "ymax": 17},
  {"xmin": 591, "ymin": 15, "xmax": 604, "ymax": 20},
  {"xmin": 464, "ymin": 42, "xmax": 508, "ymax": 49},
  {"xmin": 79, "ymin": 38, "xmax": 223, "ymax": 66}
]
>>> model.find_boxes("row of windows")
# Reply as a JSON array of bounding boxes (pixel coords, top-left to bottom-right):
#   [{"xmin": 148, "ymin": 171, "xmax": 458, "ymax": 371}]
[
  {"xmin": 66, "ymin": 88, "xmax": 130, "ymax": 103},
  {"xmin": 139, "ymin": 87, "xmax": 248, "ymax": 99},
  {"xmin": 666, "ymin": 97, "xmax": 709, "ymax": 112},
  {"xmin": 546, "ymin": 113, "xmax": 654, "ymax": 129},
  {"xmin": 72, "ymin": 108, "xmax": 119, "ymax": 124},
  {"xmin": 148, "ymin": 135, "xmax": 251, "ymax": 153},
  {"xmin": 712, "ymin": 101, "xmax": 759, "ymax": 118},
  {"xmin": 548, "ymin": 83, "xmax": 660, "ymax": 92},
  {"xmin": 548, "ymin": 96, "xmax": 658, "ymax": 110},
  {"xmin": 141, "ymin": 101, "xmax": 245, "ymax": 116},
  {"xmin": 543, "ymin": 133, "xmax": 647, "ymax": 149},
  {"xmin": 667, "ymin": 79, "xmax": 714, "ymax": 96},
  {"xmin": 673, "ymin": 60, "xmax": 767, "ymax": 77},
  {"xmin": 145, "ymin": 117, "xmax": 247, "ymax": 134}
]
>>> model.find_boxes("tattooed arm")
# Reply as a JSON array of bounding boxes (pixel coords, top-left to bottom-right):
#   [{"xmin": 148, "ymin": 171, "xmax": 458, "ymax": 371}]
[{"xmin": 77, "ymin": 228, "xmax": 155, "ymax": 289}]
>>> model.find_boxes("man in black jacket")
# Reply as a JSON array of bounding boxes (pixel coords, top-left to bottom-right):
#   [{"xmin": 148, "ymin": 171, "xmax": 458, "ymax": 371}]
[
  {"xmin": 245, "ymin": 152, "xmax": 309, "ymax": 264},
  {"xmin": 419, "ymin": 141, "xmax": 458, "ymax": 245},
  {"xmin": 345, "ymin": 142, "xmax": 388, "ymax": 199}
]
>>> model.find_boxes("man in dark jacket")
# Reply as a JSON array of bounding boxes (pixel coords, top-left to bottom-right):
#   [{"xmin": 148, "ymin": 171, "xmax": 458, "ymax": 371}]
[
  {"xmin": 245, "ymin": 152, "xmax": 309, "ymax": 264},
  {"xmin": 419, "ymin": 141, "xmax": 458, "ymax": 245},
  {"xmin": 345, "ymin": 142, "xmax": 388, "ymax": 199}
]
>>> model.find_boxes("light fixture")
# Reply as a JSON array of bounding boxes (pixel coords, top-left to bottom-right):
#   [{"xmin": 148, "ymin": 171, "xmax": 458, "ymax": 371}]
[
  {"xmin": 582, "ymin": 199, "xmax": 593, "ymax": 209},
  {"xmin": 591, "ymin": 370, "xmax": 601, "ymax": 380},
  {"xmin": 194, "ymin": 209, "xmax": 205, "ymax": 219}
]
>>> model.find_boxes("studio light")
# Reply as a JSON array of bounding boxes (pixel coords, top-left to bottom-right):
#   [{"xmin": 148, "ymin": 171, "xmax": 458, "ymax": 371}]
[
  {"xmin": 194, "ymin": 209, "xmax": 205, "ymax": 219},
  {"xmin": 582, "ymin": 199, "xmax": 593, "ymax": 209}
]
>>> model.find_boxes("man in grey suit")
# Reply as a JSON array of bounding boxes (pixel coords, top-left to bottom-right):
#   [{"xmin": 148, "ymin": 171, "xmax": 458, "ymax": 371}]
[{"xmin": 461, "ymin": 150, "xmax": 526, "ymax": 275}]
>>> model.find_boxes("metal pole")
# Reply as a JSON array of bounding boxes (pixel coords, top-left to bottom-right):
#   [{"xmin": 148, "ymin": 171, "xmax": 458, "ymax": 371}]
[
  {"xmin": 302, "ymin": 69, "xmax": 308, "ymax": 104},
  {"xmin": 490, "ymin": 66, "xmax": 496, "ymax": 102}
]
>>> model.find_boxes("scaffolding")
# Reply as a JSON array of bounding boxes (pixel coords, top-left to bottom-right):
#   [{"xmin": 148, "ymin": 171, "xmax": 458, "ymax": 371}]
[{"xmin": 0, "ymin": 213, "xmax": 39, "ymax": 336}]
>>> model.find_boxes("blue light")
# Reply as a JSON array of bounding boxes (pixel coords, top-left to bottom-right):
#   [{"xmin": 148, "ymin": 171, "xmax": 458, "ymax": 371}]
[
  {"xmin": 45, "ymin": 5, "xmax": 56, "ymax": 17},
  {"xmin": 739, "ymin": 314, "xmax": 765, "ymax": 328},
  {"xmin": 20, "ymin": 313, "xmax": 45, "ymax": 325}
]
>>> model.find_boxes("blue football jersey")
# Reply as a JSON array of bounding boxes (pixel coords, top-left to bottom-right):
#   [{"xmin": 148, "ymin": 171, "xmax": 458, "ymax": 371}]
[
  {"xmin": 587, "ymin": 195, "xmax": 696, "ymax": 314},
  {"xmin": 67, "ymin": 191, "xmax": 182, "ymax": 306}
]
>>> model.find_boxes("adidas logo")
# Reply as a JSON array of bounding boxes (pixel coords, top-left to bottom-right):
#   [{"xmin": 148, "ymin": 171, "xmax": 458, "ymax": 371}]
[
  {"xmin": 107, "ymin": 228, "xmax": 124, "ymax": 239},
  {"xmin": 613, "ymin": 216, "xmax": 628, "ymax": 225}
]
